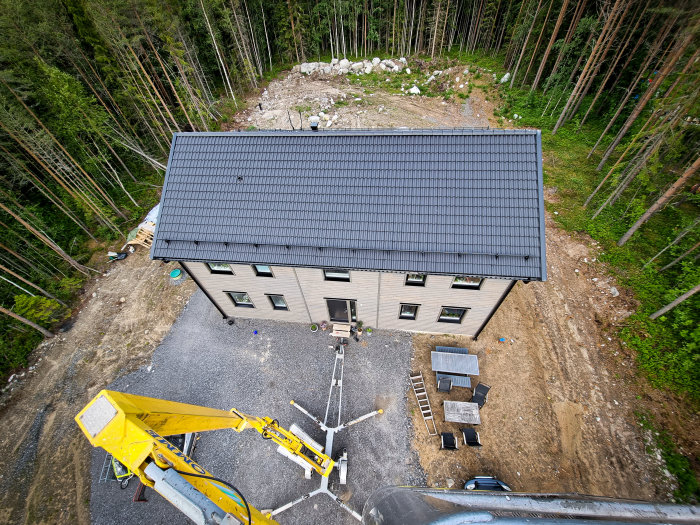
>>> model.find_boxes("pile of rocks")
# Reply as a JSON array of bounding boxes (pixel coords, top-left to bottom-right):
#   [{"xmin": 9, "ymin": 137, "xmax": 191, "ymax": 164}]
[{"xmin": 293, "ymin": 57, "xmax": 407, "ymax": 76}]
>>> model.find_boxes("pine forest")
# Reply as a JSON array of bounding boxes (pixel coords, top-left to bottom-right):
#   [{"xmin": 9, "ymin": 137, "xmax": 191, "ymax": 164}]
[{"xmin": 0, "ymin": 0, "xmax": 698, "ymax": 438}]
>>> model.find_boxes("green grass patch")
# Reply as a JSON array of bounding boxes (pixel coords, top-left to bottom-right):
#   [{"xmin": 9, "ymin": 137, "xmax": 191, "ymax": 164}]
[{"xmin": 637, "ymin": 411, "xmax": 699, "ymax": 503}]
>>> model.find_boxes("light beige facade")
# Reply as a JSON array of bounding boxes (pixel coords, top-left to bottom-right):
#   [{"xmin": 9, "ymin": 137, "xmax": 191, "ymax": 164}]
[{"xmin": 182, "ymin": 262, "xmax": 515, "ymax": 338}]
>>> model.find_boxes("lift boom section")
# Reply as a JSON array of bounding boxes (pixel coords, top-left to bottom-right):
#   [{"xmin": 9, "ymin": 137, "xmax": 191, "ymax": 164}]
[{"xmin": 76, "ymin": 390, "xmax": 335, "ymax": 525}]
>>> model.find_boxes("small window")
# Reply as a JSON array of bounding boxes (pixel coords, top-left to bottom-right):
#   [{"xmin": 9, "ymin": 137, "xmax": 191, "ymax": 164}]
[
  {"xmin": 227, "ymin": 291, "xmax": 254, "ymax": 308},
  {"xmin": 405, "ymin": 273, "xmax": 426, "ymax": 286},
  {"xmin": 399, "ymin": 303, "xmax": 419, "ymax": 320},
  {"xmin": 267, "ymin": 294, "xmax": 288, "ymax": 311},
  {"xmin": 252, "ymin": 264, "xmax": 274, "ymax": 277},
  {"xmin": 452, "ymin": 276, "xmax": 483, "ymax": 289},
  {"xmin": 207, "ymin": 262, "xmax": 233, "ymax": 274},
  {"xmin": 438, "ymin": 307, "xmax": 468, "ymax": 324},
  {"xmin": 324, "ymin": 269, "xmax": 350, "ymax": 282}
]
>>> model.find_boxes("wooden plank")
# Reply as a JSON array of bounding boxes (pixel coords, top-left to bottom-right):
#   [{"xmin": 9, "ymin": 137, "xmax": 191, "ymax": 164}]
[{"xmin": 444, "ymin": 401, "xmax": 481, "ymax": 424}]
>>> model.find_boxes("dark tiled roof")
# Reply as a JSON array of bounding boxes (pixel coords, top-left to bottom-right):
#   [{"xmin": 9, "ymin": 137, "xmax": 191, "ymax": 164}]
[{"xmin": 151, "ymin": 129, "xmax": 546, "ymax": 281}]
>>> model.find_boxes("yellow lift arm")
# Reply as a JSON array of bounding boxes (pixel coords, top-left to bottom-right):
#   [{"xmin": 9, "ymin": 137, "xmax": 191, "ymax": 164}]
[{"xmin": 75, "ymin": 390, "xmax": 335, "ymax": 525}]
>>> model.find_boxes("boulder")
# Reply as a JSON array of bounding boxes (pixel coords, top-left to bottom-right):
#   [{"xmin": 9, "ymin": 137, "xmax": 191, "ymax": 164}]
[
  {"xmin": 291, "ymin": 64, "xmax": 301, "ymax": 73},
  {"xmin": 338, "ymin": 68, "xmax": 349, "ymax": 75},
  {"xmin": 392, "ymin": 61, "xmax": 404, "ymax": 71},
  {"xmin": 322, "ymin": 65, "xmax": 332, "ymax": 75},
  {"xmin": 399, "ymin": 57, "xmax": 407, "ymax": 64},
  {"xmin": 331, "ymin": 58, "xmax": 339, "ymax": 65},
  {"xmin": 350, "ymin": 62, "xmax": 364, "ymax": 72},
  {"xmin": 300, "ymin": 62, "xmax": 319, "ymax": 75},
  {"xmin": 408, "ymin": 85, "xmax": 421, "ymax": 95},
  {"xmin": 364, "ymin": 64, "xmax": 373, "ymax": 74},
  {"xmin": 339, "ymin": 58, "xmax": 351, "ymax": 69},
  {"xmin": 372, "ymin": 57, "xmax": 381, "ymax": 66}
]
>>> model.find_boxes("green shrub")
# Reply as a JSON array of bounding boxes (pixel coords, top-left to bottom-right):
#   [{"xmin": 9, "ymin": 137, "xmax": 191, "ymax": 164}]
[{"xmin": 13, "ymin": 295, "xmax": 69, "ymax": 328}]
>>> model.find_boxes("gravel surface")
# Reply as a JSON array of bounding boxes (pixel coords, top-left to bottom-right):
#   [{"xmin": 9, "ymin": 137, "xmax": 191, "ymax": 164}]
[{"xmin": 90, "ymin": 290, "xmax": 424, "ymax": 524}]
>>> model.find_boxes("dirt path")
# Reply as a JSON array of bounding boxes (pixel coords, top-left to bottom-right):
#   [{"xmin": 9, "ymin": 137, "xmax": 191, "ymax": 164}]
[{"xmin": 0, "ymin": 250, "xmax": 195, "ymax": 524}]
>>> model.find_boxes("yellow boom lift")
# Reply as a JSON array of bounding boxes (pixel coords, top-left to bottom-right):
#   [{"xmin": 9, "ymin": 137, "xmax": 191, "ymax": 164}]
[{"xmin": 75, "ymin": 390, "xmax": 335, "ymax": 525}]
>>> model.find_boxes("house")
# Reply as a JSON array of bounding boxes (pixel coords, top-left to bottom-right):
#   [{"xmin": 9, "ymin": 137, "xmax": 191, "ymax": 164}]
[{"xmin": 150, "ymin": 128, "xmax": 546, "ymax": 339}]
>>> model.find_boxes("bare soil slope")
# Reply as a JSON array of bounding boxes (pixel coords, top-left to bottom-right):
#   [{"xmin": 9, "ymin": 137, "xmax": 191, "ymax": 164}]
[
  {"xmin": 409, "ymin": 214, "xmax": 682, "ymax": 500},
  {"xmin": 0, "ymin": 250, "xmax": 195, "ymax": 524}
]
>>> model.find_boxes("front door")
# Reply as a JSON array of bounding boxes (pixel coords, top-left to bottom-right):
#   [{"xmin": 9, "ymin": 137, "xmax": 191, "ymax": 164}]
[{"xmin": 326, "ymin": 299, "xmax": 357, "ymax": 323}]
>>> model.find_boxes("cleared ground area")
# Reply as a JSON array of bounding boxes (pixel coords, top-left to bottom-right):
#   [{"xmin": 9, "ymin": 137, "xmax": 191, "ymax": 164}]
[{"xmin": 89, "ymin": 291, "xmax": 423, "ymax": 525}]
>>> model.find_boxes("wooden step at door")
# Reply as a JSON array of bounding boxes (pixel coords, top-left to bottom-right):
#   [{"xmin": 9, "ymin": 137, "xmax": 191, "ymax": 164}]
[{"xmin": 410, "ymin": 372, "xmax": 438, "ymax": 436}]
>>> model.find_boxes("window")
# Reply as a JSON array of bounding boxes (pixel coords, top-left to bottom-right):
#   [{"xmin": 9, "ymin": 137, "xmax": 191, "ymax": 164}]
[
  {"xmin": 324, "ymin": 269, "xmax": 350, "ymax": 282},
  {"xmin": 399, "ymin": 303, "xmax": 419, "ymax": 320},
  {"xmin": 405, "ymin": 273, "xmax": 426, "ymax": 286},
  {"xmin": 438, "ymin": 307, "xmax": 468, "ymax": 324},
  {"xmin": 207, "ymin": 262, "xmax": 233, "ymax": 274},
  {"xmin": 227, "ymin": 291, "xmax": 254, "ymax": 308},
  {"xmin": 267, "ymin": 294, "xmax": 288, "ymax": 311},
  {"xmin": 452, "ymin": 276, "xmax": 483, "ymax": 289},
  {"xmin": 252, "ymin": 264, "xmax": 274, "ymax": 277}
]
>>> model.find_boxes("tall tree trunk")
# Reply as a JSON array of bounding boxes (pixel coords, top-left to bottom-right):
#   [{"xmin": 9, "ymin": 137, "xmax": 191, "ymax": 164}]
[
  {"xmin": 0, "ymin": 305, "xmax": 54, "ymax": 338},
  {"xmin": 0, "ymin": 263, "xmax": 66, "ymax": 306},
  {"xmin": 618, "ymin": 156, "xmax": 700, "ymax": 246},
  {"xmin": 661, "ymin": 241, "xmax": 700, "ymax": 272},
  {"xmin": 521, "ymin": 0, "xmax": 554, "ymax": 87},
  {"xmin": 649, "ymin": 284, "xmax": 700, "ymax": 320},
  {"xmin": 510, "ymin": 0, "xmax": 543, "ymax": 88},
  {"xmin": 597, "ymin": 27, "xmax": 695, "ymax": 170},
  {"xmin": 531, "ymin": 0, "xmax": 570, "ymax": 91}
]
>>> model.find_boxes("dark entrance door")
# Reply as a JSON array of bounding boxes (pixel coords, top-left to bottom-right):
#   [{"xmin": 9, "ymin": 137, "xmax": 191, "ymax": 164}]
[{"xmin": 327, "ymin": 299, "xmax": 349, "ymax": 322}]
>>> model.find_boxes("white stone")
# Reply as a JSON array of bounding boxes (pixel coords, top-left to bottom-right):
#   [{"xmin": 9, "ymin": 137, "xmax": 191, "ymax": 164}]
[
  {"xmin": 326, "ymin": 120, "xmax": 332, "ymax": 127},
  {"xmin": 322, "ymin": 114, "xmax": 330, "ymax": 121},
  {"xmin": 446, "ymin": 478, "xmax": 455, "ymax": 488},
  {"xmin": 338, "ymin": 68, "xmax": 349, "ymax": 75},
  {"xmin": 332, "ymin": 114, "xmax": 338, "ymax": 121},
  {"xmin": 432, "ymin": 70, "xmax": 442, "ymax": 76},
  {"xmin": 399, "ymin": 57, "xmax": 407, "ymax": 64},
  {"xmin": 322, "ymin": 65, "xmax": 332, "ymax": 75},
  {"xmin": 92, "ymin": 292, "xmax": 97, "ymax": 298},
  {"xmin": 379, "ymin": 63, "xmax": 387, "ymax": 71},
  {"xmin": 514, "ymin": 113, "xmax": 519, "ymax": 119},
  {"xmin": 364, "ymin": 65, "xmax": 373, "ymax": 74},
  {"xmin": 464, "ymin": 69, "xmax": 469, "ymax": 74},
  {"xmin": 247, "ymin": 117, "xmax": 252, "ymax": 122},
  {"xmin": 610, "ymin": 287, "xmax": 620, "ymax": 297},
  {"xmin": 291, "ymin": 64, "xmax": 301, "ymax": 73},
  {"xmin": 405, "ymin": 68, "xmax": 411, "ymax": 74},
  {"xmin": 427, "ymin": 75, "xmax": 435, "ymax": 83},
  {"xmin": 408, "ymin": 85, "xmax": 421, "ymax": 95},
  {"xmin": 339, "ymin": 58, "xmax": 351, "ymax": 69},
  {"xmin": 372, "ymin": 57, "xmax": 381, "ymax": 66},
  {"xmin": 8, "ymin": 374, "xmax": 15, "ymax": 383},
  {"xmin": 331, "ymin": 58, "xmax": 339, "ymax": 65},
  {"xmin": 350, "ymin": 62, "xmax": 364, "ymax": 72},
  {"xmin": 500, "ymin": 72, "xmax": 511, "ymax": 84},
  {"xmin": 300, "ymin": 62, "xmax": 319, "ymax": 75},
  {"xmin": 459, "ymin": 84, "xmax": 464, "ymax": 88},
  {"xmin": 455, "ymin": 76, "xmax": 460, "ymax": 82}
]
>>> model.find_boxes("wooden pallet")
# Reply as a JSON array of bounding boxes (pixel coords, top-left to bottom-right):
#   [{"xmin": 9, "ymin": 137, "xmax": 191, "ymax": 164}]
[
  {"xmin": 126, "ymin": 227, "xmax": 154, "ymax": 248},
  {"xmin": 410, "ymin": 372, "xmax": 438, "ymax": 436}
]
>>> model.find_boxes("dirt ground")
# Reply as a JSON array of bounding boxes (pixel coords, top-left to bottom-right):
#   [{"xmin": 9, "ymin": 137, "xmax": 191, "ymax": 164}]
[
  {"xmin": 0, "ymin": 63, "xmax": 696, "ymax": 525},
  {"xmin": 0, "ymin": 249, "xmax": 195, "ymax": 524},
  {"xmin": 408, "ymin": 213, "xmax": 696, "ymax": 499}
]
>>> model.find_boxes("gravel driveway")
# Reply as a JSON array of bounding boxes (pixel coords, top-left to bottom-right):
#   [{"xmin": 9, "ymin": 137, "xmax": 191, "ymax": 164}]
[{"xmin": 89, "ymin": 290, "xmax": 424, "ymax": 524}]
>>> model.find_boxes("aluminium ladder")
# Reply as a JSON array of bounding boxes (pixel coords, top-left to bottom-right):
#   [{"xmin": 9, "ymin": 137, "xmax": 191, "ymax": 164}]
[{"xmin": 410, "ymin": 372, "xmax": 438, "ymax": 436}]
